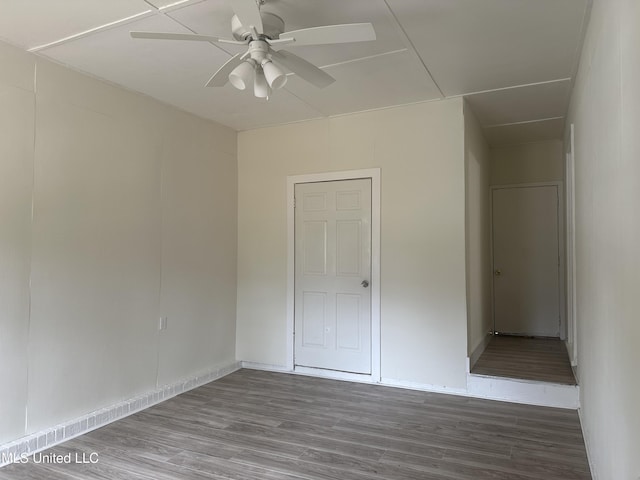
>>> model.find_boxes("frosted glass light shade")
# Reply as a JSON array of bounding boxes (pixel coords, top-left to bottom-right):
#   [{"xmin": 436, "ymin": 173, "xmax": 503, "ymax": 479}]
[
  {"xmin": 229, "ymin": 61, "xmax": 254, "ymax": 90},
  {"xmin": 254, "ymin": 68, "xmax": 271, "ymax": 98},
  {"xmin": 262, "ymin": 61, "xmax": 287, "ymax": 89}
]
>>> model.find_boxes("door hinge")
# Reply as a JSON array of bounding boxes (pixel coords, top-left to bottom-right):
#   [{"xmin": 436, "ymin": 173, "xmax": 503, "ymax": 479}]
[{"xmin": 293, "ymin": 197, "xmax": 296, "ymax": 208}]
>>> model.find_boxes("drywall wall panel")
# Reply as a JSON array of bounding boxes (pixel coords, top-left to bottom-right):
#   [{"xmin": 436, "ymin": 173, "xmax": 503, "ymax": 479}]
[
  {"xmin": 157, "ymin": 110, "xmax": 237, "ymax": 386},
  {"xmin": 490, "ymin": 140, "xmax": 564, "ymax": 185},
  {"xmin": 566, "ymin": 0, "xmax": 640, "ymax": 477},
  {"xmin": 236, "ymin": 120, "xmax": 328, "ymax": 370},
  {"xmin": 464, "ymin": 102, "xmax": 492, "ymax": 357},
  {"xmin": 237, "ymin": 99, "xmax": 468, "ymax": 389},
  {"xmin": 0, "ymin": 44, "xmax": 35, "ymax": 443},
  {"xmin": 0, "ymin": 41, "xmax": 34, "ymax": 92},
  {"xmin": 0, "ymin": 43, "xmax": 238, "ymax": 446},
  {"xmin": 27, "ymin": 60, "xmax": 163, "ymax": 432}
]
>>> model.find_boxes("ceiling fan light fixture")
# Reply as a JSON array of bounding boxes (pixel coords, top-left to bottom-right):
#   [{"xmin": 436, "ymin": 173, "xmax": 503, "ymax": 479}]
[
  {"xmin": 254, "ymin": 68, "xmax": 271, "ymax": 98},
  {"xmin": 130, "ymin": 0, "xmax": 376, "ymax": 99},
  {"xmin": 262, "ymin": 60, "xmax": 287, "ymax": 90},
  {"xmin": 229, "ymin": 60, "xmax": 255, "ymax": 91}
]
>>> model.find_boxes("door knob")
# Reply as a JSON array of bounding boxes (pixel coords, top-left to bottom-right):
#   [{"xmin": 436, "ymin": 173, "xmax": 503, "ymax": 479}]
[
  {"xmin": 494, "ymin": 269, "xmax": 502, "ymax": 277},
  {"xmin": 361, "ymin": 280, "xmax": 369, "ymax": 288}
]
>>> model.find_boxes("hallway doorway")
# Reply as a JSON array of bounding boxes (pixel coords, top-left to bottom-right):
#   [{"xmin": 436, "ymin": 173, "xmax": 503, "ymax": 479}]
[{"xmin": 491, "ymin": 184, "xmax": 563, "ymax": 337}]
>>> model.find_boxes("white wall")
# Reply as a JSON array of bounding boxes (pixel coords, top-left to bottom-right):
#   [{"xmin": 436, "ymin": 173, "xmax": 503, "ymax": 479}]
[
  {"xmin": 237, "ymin": 99, "xmax": 469, "ymax": 389},
  {"xmin": 0, "ymin": 41, "xmax": 237, "ymax": 444},
  {"xmin": 490, "ymin": 140, "xmax": 564, "ymax": 185},
  {"xmin": 464, "ymin": 102, "xmax": 492, "ymax": 357},
  {"xmin": 566, "ymin": 0, "xmax": 640, "ymax": 477},
  {"xmin": 0, "ymin": 42, "xmax": 34, "ymax": 444},
  {"xmin": 158, "ymin": 110, "xmax": 237, "ymax": 386}
]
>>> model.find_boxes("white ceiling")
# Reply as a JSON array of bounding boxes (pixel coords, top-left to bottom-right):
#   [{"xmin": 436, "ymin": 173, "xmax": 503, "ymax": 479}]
[{"xmin": 0, "ymin": 0, "xmax": 590, "ymax": 144}]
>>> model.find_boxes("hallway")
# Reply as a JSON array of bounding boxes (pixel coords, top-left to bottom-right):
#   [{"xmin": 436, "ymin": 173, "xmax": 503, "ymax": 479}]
[{"xmin": 471, "ymin": 336, "xmax": 576, "ymax": 385}]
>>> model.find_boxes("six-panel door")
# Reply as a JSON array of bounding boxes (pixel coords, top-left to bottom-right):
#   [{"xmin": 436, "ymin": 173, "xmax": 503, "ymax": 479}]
[{"xmin": 294, "ymin": 179, "xmax": 372, "ymax": 374}]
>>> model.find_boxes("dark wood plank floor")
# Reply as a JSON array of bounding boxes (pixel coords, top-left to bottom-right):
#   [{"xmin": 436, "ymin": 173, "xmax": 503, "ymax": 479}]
[
  {"xmin": 0, "ymin": 369, "xmax": 590, "ymax": 479},
  {"xmin": 471, "ymin": 336, "xmax": 577, "ymax": 385}
]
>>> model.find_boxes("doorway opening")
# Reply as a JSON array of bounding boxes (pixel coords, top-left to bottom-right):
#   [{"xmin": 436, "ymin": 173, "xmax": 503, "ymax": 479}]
[{"xmin": 471, "ymin": 183, "xmax": 575, "ymax": 385}]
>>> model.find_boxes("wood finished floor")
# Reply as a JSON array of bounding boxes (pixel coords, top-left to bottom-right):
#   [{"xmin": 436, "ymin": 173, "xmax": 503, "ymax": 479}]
[
  {"xmin": 471, "ymin": 336, "xmax": 577, "ymax": 385},
  {"xmin": 0, "ymin": 369, "xmax": 590, "ymax": 480}
]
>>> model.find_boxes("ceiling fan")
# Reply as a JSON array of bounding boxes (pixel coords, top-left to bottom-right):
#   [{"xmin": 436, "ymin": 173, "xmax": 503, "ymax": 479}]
[{"xmin": 130, "ymin": 0, "xmax": 376, "ymax": 99}]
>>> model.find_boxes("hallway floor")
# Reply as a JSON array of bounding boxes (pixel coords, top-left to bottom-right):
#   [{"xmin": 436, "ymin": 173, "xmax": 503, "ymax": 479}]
[{"xmin": 471, "ymin": 336, "xmax": 577, "ymax": 385}]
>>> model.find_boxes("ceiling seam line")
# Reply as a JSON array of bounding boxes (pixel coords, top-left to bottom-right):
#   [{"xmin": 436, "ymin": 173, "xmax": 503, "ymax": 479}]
[
  {"xmin": 451, "ymin": 78, "xmax": 573, "ymax": 99},
  {"xmin": 382, "ymin": 0, "xmax": 445, "ymax": 98},
  {"xmin": 484, "ymin": 116, "xmax": 565, "ymax": 128},
  {"xmin": 318, "ymin": 49, "xmax": 408, "ymax": 70},
  {"xmin": 28, "ymin": 10, "xmax": 155, "ymax": 52},
  {"xmin": 158, "ymin": 0, "xmax": 207, "ymax": 13},
  {"xmin": 142, "ymin": 0, "xmax": 160, "ymax": 11}
]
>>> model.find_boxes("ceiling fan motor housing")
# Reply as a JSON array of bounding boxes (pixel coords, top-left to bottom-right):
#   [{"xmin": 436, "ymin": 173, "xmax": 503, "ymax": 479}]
[
  {"xmin": 247, "ymin": 40, "xmax": 270, "ymax": 64},
  {"xmin": 231, "ymin": 12, "xmax": 285, "ymax": 40}
]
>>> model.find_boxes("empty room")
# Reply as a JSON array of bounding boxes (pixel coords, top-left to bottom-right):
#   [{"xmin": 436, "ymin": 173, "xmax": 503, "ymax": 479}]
[{"xmin": 0, "ymin": 0, "xmax": 638, "ymax": 479}]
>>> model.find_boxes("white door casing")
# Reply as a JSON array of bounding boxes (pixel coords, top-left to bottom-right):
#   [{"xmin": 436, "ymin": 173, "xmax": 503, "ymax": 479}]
[
  {"xmin": 294, "ymin": 179, "xmax": 372, "ymax": 374},
  {"xmin": 565, "ymin": 124, "xmax": 578, "ymax": 365},
  {"xmin": 492, "ymin": 185, "xmax": 561, "ymax": 337}
]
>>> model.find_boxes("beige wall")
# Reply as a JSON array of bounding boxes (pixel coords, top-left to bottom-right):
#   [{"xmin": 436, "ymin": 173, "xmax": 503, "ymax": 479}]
[
  {"xmin": 490, "ymin": 140, "xmax": 564, "ymax": 185},
  {"xmin": 237, "ymin": 99, "xmax": 469, "ymax": 389},
  {"xmin": 566, "ymin": 0, "xmax": 640, "ymax": 478},
  {"xmin": 464, "ymin": 102, "xmax": 492, "ymax": 357},
  {"xmin": 0, "ymin": 41, "xmax": 237, "ymax": 443}
]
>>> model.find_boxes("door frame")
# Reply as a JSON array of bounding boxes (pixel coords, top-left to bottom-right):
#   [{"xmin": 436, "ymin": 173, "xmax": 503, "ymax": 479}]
[
  {"xmin": 286, "ymin": 168, "xmax": 381, "ymax": 383},
  {"xmin": 489, "ymin": 181, "xmax": 566, "ymax": 339},
  {"xmin": 565, "ymin": 124, "xmax": 578, "ymax": 366}
]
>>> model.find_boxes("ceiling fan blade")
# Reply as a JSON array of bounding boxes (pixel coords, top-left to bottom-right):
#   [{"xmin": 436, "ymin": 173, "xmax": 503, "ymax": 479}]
[
  {"xmin": 226, "ymin": 0, "xmax": 263, "ymax": 34},
  {"xmin": 281, "ymin": 23, "xmax": 376, "ymax": 47},
  {"xmin": 271, "ymin": 50, "xmax": 335, "ymax": 89},
  {"xmin": 205, "ymin": 53, "xmax": 245, "ymax": 87},
  {"xmin": 130, "ymin": 31, "xmax": 246, "ymax": 45}
]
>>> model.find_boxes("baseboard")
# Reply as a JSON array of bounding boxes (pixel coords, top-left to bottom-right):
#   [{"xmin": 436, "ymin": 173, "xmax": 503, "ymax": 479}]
[
  {"xmin": 242, "ymin": 362, "xmax": 378, "ymax": 384},
  {"xmin": 242, "ymin": 362, "xmax": 470, "ymax": 397},
  {"xmin": 0, "ymin": 361, "xmax": 241, "ymax": 468},
  {"xmin": 565, "ymin": 339, "xmax": 578, "ymax": 367},
  {"xmin": 381, "ymin": 377, "xmax": 468, "ymax": 396},
  {"xmin": 468, "ymin": 331, "xmax": 493, "ymax": 371},
  {"xmin": 577, "ymin": 407, "xmax": 597, "ymax": 480},
  {"xmin": 240, "ymin": 361, "xmax": 291, "ymax": 372}
]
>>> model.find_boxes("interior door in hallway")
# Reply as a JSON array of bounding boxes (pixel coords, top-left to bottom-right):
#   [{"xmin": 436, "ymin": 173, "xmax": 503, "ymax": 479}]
[
  {"xmin": 294, "ymin": 179, "xmax": 371, "ymax": 374},
  {"xmin": 492, "ymin": 185, "xmax": 561, "ymax": 337}
]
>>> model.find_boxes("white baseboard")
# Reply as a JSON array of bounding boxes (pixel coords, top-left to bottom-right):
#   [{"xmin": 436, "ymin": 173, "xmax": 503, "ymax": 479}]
[
  {"xmin": 242, "ymin": 362, "xmax": 377, "ymax": 384},
  {"xmin": 0, "ymin": 361, "xmax": 241, "ymax": 467},
  {"xmin": 578, "ymin": 407, "xmax": 597, "ymax": 480},
  {"xmin": 468, "ymin": 331, "xmax": 493, "ymax": 371},
  {"xmin": 242, "ymin": 362, "xmax": 467, "ymax": 396},
  {"xmin": 565, "ymin": 339, "xmax": 578, "ymax": 367},
  {"xmin": 240, "ymin": 361, "xmax": 290, "ymax": 372},
  {"xmin": 381, "ymin": 377, "xmax": 468, "ymax": 396},
  {"xmin": 242, "ymin": 362, "xmax": 467, "ymax": 398}
]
